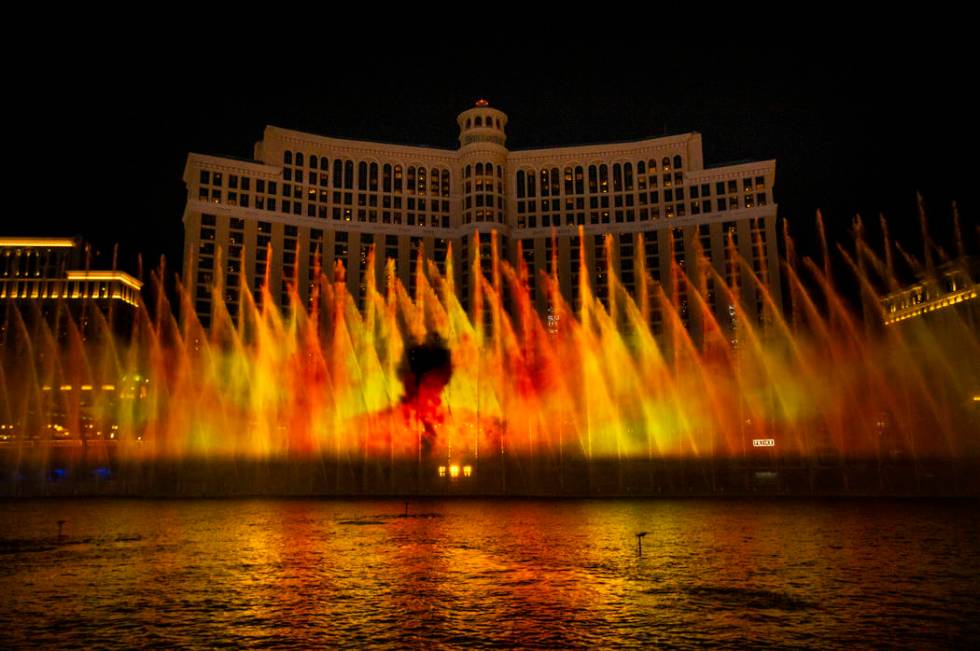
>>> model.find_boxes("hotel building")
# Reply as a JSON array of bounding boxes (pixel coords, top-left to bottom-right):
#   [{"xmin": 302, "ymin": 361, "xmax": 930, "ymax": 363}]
[{"xmin": 181, "ymin": 100, "xmax": 781, "ymax": 342}]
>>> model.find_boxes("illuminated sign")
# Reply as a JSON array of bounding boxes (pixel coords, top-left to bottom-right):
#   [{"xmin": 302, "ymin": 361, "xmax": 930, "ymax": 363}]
[{"xmin": 752, "ymin": 438, "xmax": 775, "ymax": 447}]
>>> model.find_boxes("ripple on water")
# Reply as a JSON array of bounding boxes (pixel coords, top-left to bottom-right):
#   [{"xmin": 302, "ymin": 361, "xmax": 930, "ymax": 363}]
[{"xmin": 0, "ymin": 498, "xmax": 978, "ymax": 647}]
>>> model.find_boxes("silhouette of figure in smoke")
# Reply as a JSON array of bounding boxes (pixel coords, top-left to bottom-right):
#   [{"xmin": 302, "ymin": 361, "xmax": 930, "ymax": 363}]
[{"xmin": 398, "ymin": 333, "xmax": 452, "ymax": 458}]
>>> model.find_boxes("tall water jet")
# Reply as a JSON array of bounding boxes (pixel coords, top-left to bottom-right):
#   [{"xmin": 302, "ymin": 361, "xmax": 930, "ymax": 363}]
[{"xmin": 1, "ymin": 205, "xmax": 978, "ymax": 496}]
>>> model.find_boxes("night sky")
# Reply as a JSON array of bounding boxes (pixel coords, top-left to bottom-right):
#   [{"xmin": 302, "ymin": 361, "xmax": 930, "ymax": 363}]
[{"xmin": 11, "ymin": 41, "xmax": 976, "ymax": 282}]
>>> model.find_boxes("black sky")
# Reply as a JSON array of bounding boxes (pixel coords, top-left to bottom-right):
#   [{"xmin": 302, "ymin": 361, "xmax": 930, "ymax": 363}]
[{"xmin": 11, "ymin": 40, "xmax": 977, "ymax": 278}]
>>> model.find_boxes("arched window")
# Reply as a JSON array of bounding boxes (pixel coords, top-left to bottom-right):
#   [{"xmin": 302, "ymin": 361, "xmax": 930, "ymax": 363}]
[
  {"xmin": 588, "ymin": 165, "xmax": 598, "ymax": 194},
  {"xmin": 540, "ymin": 169, "xmax": 550, "ymax": 197},
  {"xmin": 516, "ymin": 170, "xmax": 526, "ymax": 199},
  {"xmin": 551, "ymin": 167, "xmax": 559, "ymax": 196},
  {"xmin": 648, "ymin": 159, "xmax": 657, "ymax": 173},
  {"xmin": 344, "ymin": 160, "xmax": 353, "ymax": 189},
  {"xmin": 575, "ymin": 166, "xmax": 584, "ymax": 194},
  {"xmin": 407, "ymin": 166, "xmax": 416, "ymax": 192},
  {"xmin": 296, "ymin": 152, "xmax": 304, "ymax": 167},
  {"xmin": 527, "ymin": 171, "xmax": 537, "ymax": 198},
  {"xmin": 599, "ymin": 165, "xmax": 609, "ymax": 193},
  {"xmin": 637, "ymin": 160, "xmax": 646, "ymax": 175},
  {"xmin": 475, "ymin": 162, "xmax": 484, "ymax": 176},
  {"xmin": 430, "ymin": 168, "xmax": 439, "ymax": 195},
  {"xmin": 475, "ymin": 116, "xmax": 483, "ymax": 127},
  {"xmin": 283, "ymin": 150, "xmax": 293, "ymax": 165},
  {"xmin": 465, "ymin": 165, "xmax": 472, "ymax": 179},
  {"xmin": 673, "ymin": 155, "xmax": 682, "ymax": 169},
  {"xmin": 624, "ymin": 162, "xmax": 634, "ymax": 191},
  {"xmin": 441, "ymin": 170, "xmax": 450, "ymax": 197},
  {"xmin": 394, "ymin": 165, "xmax": 403, "ymax": 191},
  {"xmin": 369, "ymin": 163, "xmax": 378, "ymax": 190},
  {"xmin": 417, "ymin": 167, "xmax": 426, "ymax": 195},
  {"xmin": 321, "ymin": 156, "xmax": 329, "ymax": 169},
  {"xmin": 358, "ymin": 162, "xmax": 368, "ymax": 190},
  {"xmin": 662, "ymin": 157, "xmax": 670, "ymax": 170},
  {"xmin": 310, "ymin": 156, "xmax": 318, "ymax": 170},
  {"xmin": 334, "ymin": 160, "xmax": 343, "ymax": 187},
  {"xmin": 613, "ymin": 164, "xmax": 623, "ymax": 192},
  {"xmin": 383, "ymin": 164, "xmax": 392, "ymax": 192}
]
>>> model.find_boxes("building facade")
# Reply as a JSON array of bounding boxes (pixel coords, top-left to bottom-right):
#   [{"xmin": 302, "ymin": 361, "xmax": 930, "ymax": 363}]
[
  {"xmin": 182, "ymin": 101, "xmax": 781, "ymax": 341},
  {"xmin": 0, "ymin": 237, "xmax": 145, "ymax": 443},
  {"xmin": 881, "ymin": 256, "xmax": 978, "ymax": 327},
  {"xmin": 1, "ymin": 236, "xmax": 142, "ymax": 336}
]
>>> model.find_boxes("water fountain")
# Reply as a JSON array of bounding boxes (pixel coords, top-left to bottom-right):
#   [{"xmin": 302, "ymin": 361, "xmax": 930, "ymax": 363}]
[{"xmin": 1, "ymin": 210, "xmax": 977, "ymax": 496}]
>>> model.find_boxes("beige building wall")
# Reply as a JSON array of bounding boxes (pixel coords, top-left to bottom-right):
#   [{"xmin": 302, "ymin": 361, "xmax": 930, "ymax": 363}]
[{"xmin": 182, "ymin": 102, "xmax": 780, "ymax": 345}]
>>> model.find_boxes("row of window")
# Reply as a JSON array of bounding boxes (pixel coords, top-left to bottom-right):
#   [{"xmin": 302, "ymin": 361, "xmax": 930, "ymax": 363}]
[
  {"xmin": 0, "ymin": 248, "xmax": 74, "ymax": 279},
  {"xmin": 516, "ymin": 166, "xmax": 764, "ymax": 205},
  {"xmin": 279, "ymin": 153, "xmax": 453, "ymax": 196},
  {"xmin": 516, "ymin": 157, "xmax": 687, "ymax": 198},
  {"xmin": 462, "ymin": 115, "xmax": 503, "ymax": 130},
  {"xmin": 201, "ymin": 160, "xmax": 763, "ymax": 202},
  {"xmin": 194, "ymin": 216, "xmax": 771, "ymax": 330}
]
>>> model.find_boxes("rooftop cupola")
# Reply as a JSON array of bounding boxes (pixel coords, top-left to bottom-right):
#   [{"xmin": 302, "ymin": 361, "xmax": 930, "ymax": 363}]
[{"xmin": 457, "ymin": 99, "xmax": 508, "ymax": 149}]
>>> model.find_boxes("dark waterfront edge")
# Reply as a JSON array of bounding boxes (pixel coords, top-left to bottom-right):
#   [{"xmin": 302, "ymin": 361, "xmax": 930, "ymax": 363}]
[{"xmin": 3, "ymin": 452, "xmax": 979, "ymax": 498}]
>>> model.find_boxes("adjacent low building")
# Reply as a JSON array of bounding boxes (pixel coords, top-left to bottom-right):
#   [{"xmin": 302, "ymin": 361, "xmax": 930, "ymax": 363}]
[
  {"xmin": 0, "ymin": 236, "xmax": 144, "ymax": 443},
  {"xmin": 0, "ymin": 236, "xmax": 141, "ymax": 337}
]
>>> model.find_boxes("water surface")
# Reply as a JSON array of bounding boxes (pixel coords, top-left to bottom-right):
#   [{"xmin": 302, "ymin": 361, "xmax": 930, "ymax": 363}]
[{"xmin": 1, "ymin": 499, "xmax": 978, "ymax": 647}]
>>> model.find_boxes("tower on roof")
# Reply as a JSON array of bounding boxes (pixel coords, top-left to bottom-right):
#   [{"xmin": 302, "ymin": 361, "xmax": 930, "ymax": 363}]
[{"xmin": 457, "ymin": 100, "xmax": 507, "ymax": 149}]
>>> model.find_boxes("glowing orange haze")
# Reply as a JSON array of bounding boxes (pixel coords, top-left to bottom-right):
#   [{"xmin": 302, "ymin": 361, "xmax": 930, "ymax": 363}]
[{"xmin": 2, "ymin": 226, "xmax": 977, "ymax": 465}]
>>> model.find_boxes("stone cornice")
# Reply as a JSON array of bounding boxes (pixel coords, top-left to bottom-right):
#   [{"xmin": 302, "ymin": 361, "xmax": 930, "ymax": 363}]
[
  {"xmin": 688, "ymin": 160, "xmax": 777, "ymax": 179},
  {"xmin": 506, "ymin": 133, "xmax": 700, "ymax": 165},
  {"xmin": 184, "ymin": 154, "xmax": 279, "ymax": 183},
  {"xmin": 263, "ymin": 126, "xmax": 458, "ymax": 164}
]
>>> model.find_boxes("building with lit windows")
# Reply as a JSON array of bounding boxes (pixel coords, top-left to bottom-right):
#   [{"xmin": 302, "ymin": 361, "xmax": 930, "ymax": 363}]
[
  {"xmin": 0, "ymin": 237, "xmax": 145, "ymax": 443},
  {"xmin": 181, "ymin": 100, "xmax": 781, "ymax": 341},
  {"xmin": 0, "ymin": 236, "xmax": 142, "ymax": 337},
  {"xmin": 881, "ymin": 256, "xmax": 978, "ymax": 327}
]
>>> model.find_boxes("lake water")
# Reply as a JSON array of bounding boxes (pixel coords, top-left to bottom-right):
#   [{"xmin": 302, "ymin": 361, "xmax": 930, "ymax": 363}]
[{"xmin": 1, "ymin": 499, "xmax": 978, "ymax": 647}]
